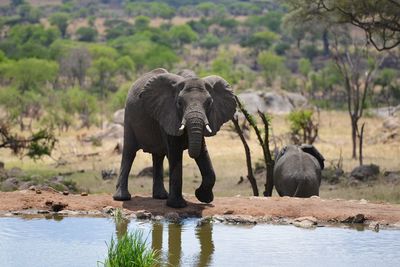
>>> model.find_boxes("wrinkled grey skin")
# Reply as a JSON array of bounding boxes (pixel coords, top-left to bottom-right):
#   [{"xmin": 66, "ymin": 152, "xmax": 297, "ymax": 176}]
[
  {"xmin": 273, "ymin": 144, "xmax": 325, "ymax": 198},
  {"xmin": 113, "ymin": 68, "xmax": 236, "ymax": 208}
]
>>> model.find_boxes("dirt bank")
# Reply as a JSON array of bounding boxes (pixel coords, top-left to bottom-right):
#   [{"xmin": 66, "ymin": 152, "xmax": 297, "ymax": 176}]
[{"xmin": 1, "ymin": 189, "xmax": 400, "ymax": 226}]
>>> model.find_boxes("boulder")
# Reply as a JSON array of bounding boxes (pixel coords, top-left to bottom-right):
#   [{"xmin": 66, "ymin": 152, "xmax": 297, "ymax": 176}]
[
  {"xmin": 113, "ymin": 109, "xmax": 125, "ymax": 125},
  {"xmin": 1, "ymin": 178, "xmax": 19, "ymax": 191},
  {"xmin": 383, "ymin": 116, "xmax": 400, "ymax": 131},
  {"xmin": 350, "ymin": 164, "xmax": 380, "ymax": 181},
  {"xmin": 137, "ymin": 166, "xmax": 153, "ymax": 177},
  {"xmin": 90, "ymin": 123, "xmax": 124, "ymax": 141},
  {"xmin": 7, "ymin": 167, "xmax": 25, "ymax": 178},
  {"xmin": 237, "ymin": 90, "xmax": 308, "ymax": 115}
]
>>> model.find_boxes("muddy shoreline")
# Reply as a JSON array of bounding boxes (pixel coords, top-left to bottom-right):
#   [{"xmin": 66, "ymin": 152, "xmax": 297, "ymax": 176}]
[{"xmin": 1, "ymin": 189, "xmax": 400, "ymax": 229}]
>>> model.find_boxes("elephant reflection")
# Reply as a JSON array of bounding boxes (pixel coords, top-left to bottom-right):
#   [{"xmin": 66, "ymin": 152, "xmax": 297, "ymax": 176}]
[{"xmin": 151, "ymin": 222, "xmax": 214, "ymax": 267}]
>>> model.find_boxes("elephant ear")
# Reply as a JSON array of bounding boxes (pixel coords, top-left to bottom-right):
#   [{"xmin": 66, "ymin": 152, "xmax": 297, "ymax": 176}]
[
  {"xmin": 300, "ymin": 144, "xmax": 325, "ymax": 170},
  {"xmin": 139, "ymin": 73, "xmax": 183, "ymax": 136},
  {"xmin": 275, "ymin": 146, "xmax": 288, "ymax": 162},
  {"xmin": 202, "ymin": 75, "xmax": 237, "ymax": 136}
]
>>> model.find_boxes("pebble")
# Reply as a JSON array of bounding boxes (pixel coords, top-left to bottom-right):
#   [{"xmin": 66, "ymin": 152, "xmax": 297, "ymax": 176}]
[
  {"xmin": 35, "ymin": 189, "xmax": 42, "ymax": 194},
  {"xmin": 135, "ymin": 210, "xmax": 152, "ymax": 220},
  {"xmin": 293, "ymin": 216, "xmax": 318, "ymax": 228},
  {"xmin": 63, "ymin": 191, "xmax": 69, "ymax": 196},
  {"xmin": 80, "ymin": 192, "xmax": 88, "ymax": 196},
  {"xmin": 165, "ymin": 212, "xmax": 181, "ymax": 222}
]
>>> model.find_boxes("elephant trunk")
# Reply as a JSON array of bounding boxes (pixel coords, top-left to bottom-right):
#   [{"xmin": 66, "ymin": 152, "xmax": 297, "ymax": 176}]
[{"xmin": 186, "ymin": 113, "xmax": 205, "ymax": 159}]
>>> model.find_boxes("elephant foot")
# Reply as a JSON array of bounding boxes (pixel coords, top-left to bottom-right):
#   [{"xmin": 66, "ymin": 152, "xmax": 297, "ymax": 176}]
[
  {"xmin": 166, "ymin": 196, "xmax": 187, "ymax": 208},
  {"xmin": 195, "ymin": 186, "xmax": 214, "ymax": 203},
  {"xmin": 113, "ymin": 187, "xmax": 131, "ymax": 201},
  {"xmin": 153, "ymin": 187, "xmax": 168, "ymax": 199}
]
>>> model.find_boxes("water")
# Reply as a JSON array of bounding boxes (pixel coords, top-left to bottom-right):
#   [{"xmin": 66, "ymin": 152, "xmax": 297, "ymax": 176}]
[{"xmin": 0, "ymin": 216, "xmax": 399, "ymax": 267}]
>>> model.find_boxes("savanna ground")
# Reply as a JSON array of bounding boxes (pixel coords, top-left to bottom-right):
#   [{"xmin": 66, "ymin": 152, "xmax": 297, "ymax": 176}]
[{"xmin": 1, "ymin": 110, "xmax": 399, "ymax": 205}]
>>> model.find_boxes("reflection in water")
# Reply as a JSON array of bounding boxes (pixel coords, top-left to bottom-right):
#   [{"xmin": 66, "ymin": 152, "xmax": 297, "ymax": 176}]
[
  {"xmin": 115, "ymin": 218, "xmax": 129, "ymax": 240},
  {"xmin": 196, "ymin": 222, "xmax": 214, "ymax": 267},
  {"xmin": 150, "ymin": 221, "xmax": 215, "ymax": 267},
  {"xmin": 168, "ymin": 223, "xmax": 182, "ymax": 267}
]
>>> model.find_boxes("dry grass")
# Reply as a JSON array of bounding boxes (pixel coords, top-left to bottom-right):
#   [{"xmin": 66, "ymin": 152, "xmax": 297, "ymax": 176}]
[{"xmin": 1, "ymin": 110, "xmax": 399, "ymax": 202}]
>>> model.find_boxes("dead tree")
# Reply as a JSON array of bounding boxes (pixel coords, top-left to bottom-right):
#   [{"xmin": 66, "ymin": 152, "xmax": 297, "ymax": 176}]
[
  {"xmin": 332, "ymin": 33, "xmax": 384, "ymax": 159},
  {"xmin": 232, "ymin": 115, "xmax": 259, "ymax": 196},
  {"xmin": 234, "ymin": 96, "xmax": 275, "ymax": 197}
]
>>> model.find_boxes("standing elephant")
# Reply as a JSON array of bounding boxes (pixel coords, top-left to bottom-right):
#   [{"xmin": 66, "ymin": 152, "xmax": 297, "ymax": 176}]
[
  {"xmin": 273, "ymin": 144, "xmax": 325, "ymax": 197},
  {"xmin": 113, "ymin": 68, "xmax": 236, "ymax": 208}
]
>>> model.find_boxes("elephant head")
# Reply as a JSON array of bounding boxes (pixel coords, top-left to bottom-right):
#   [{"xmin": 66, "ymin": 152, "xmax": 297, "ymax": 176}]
[
  {"xmin": 139, "ymin": 73, "xmax": 236, "ymax": 158},
  {"xmin": 299, "ymin": 144, "xmax": 325, "ymax": 170},
  {"xmin": 276, "ymin": 144, "xmax": 325, "ymax": 169}
]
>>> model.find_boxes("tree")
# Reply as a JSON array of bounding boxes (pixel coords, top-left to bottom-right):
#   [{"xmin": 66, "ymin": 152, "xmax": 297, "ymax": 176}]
[
  {"xmin": 0, "ymin": 120, "xmax": 56, "ymax": 160},
  {"xmin": 332, "ymin": 33, "xmax": 385, "ymax": 160},
  {"xmin": 49, "ymin": 12, "xmax": 70, "ymax": 38},
  {"xmin": 242, "ymin": 30, "xmax": 279, "ymax": 54},
  {"xmin": 298, "ymin": 58, "xmax": 312, "ymax": 94},
  {"xmin": 374, "ymin": 68, "xmax": 399, "ymax": 111},
  {"xmin": 169, "ymin": 24, "xmax": 198, "ymax": 47},
  {"xmin": 5, "ymin": 58, "xmax": 58, "ymax": 93},
  {"xmin": 288, "ymin": 109, "xmax": 319, "ymax": 145},
  {"xmin": 257, "ymin": 51, "xmax": 287, "ymax": 86},
  {"xmin": 59, "ymin": 47, "xmax": 92, "ymax": 87},
  {"xmin": 116, "ymin": 56, "xmax": 135, "ymax": 80},
  {"xmin": 284, "ymin": 0, "xmax": 400, "ymax": 51},
  {"xmin": 76, "ymin": 27, "xmax": 98, "ymax": 42}
]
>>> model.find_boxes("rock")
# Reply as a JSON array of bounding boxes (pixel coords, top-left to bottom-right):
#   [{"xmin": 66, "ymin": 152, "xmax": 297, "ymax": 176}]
[
  {"xmin": 350, "ymin": 164, "xmax": 380, "ymax": 181},
  {"xmin": 18, "ymin": 181, "xmax": 35, "ymax": 190},
  {"xmin": 45, "ymin": 200, "xmax": 53, "ymax": 206},
  {"xmin": 370, "ymin": 105, "xmax": 400, "ymax": 118},
  {"xmin": 50, "ymin": 202, "xmax": 68, "ymax": 212},
  {"xmin": 29, "ymin": 185, "xmax": 36, "ymax": 191},
  {"xmin": 152, "ymin": 215, "xmax": 164, "ymax": 221},
  {"xmin": 165, "ymin": 212, "xmax": 181, "ymax": 222},
  {"xmin": 63, "ymin": 190, "xmax": 69, "ymax": 195},
  {"xmin": 7, "ymin": 167, "xmax": 24, "ymax": 178},
  {"xmin": 37, "ymin": 210, "xmax": 50, "ymax": 214},
  {"xmin": 0, "ymin": 168, "xmax": 7, "ymax": 181},
  {"xmin": 137, "ymin": 167, "xmax": 153, "ymax": 177},
  {"xmin": 1, "ymin": 178, "xmax": 19, "ymax": 191},
  {"xmin": 293, "ymin": 216, "xmax": 318, "ymax": 228},
  {"xmin": 197, "ymin": 217, "xmax": 213, "ymax": 227},
  {"xmin": 136, "ymin": 210, "xmax": 152, "ymax": 220},
  {"xmin": 101, "ymin": 169, "xmax": 117, "ymax": 180},
  {"xmin": 219, "ymin": 215, "xmax": 257, "ymax": 224},
  {"xmin": 223, "ymin": 210, "xmax": 234, "ymax": 215},
  {"xmin": 113, "ymin": 109, "xmax": 125, "ymax": 125},
  {"xmin": 368, "ymin": 221, "xmax": 380, "ymax": 232},
  {"xmin": 237, "ymin": 90, "xmax": 308, "ymax": 115},
  {"xmin": 359, "ymin": 199, "xmax": 368, "ymax": 204},
  {"xmin": 383, "ymin": 171, "xmax": 400, "ymax": 184},
  {"xmin": 80, "ymin": 192, "xmax": 88, "ymax": 196},
  {"xmin": 383, "ymin": 116, "xmax": 400, "ymax": 130},
  {"xmin": 341, "ymin": 214, "xmax": 366, "ymax": 224},
  {"xmin": 102, "ymin": 206, "xmax": 115, "ymax": 215}
]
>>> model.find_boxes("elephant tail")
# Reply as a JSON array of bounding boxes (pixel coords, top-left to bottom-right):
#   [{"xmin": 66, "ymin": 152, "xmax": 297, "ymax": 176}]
[{"xmin": 292, "ymin": 179, "xmax": 305, "ymax": 197}]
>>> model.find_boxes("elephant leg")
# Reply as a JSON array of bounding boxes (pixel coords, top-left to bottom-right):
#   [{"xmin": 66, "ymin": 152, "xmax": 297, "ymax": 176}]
[
  {"xmin": 194, "ymin": 140, "xmax": 215, "ymax": 203},
  {"xmin": 152, "ymin": 153, "xmax": 168, "ymax": 199},
  {"xmin": 166, "ymin": 136, "xmax": 186, "ymax": 208},
  {"xmin": 113, "ymin": 127, "xmax": 138, "ymax": 201}
]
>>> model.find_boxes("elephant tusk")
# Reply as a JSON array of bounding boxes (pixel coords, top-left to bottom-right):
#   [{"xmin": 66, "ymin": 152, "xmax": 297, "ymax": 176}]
[
  {"xmin": 206, "ymin": 124, "xmax": 212, "ymax": 133},
  {"xmin": 179, "ymin": 124, "xmax": 185, "ymax": 131}
]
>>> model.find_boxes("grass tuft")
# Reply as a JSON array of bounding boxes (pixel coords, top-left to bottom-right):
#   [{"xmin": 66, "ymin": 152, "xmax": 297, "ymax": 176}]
[{"xmin": 100, "ymin": 230, "xmax": 158, "ymax": 267}]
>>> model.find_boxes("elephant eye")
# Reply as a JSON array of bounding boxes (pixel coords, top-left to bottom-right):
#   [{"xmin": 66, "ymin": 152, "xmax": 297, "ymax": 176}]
[
  {"xmin": 177, "ymin": 98, "xmax": 183, "ymax": 108},
  {"xmin": 205, "ymin": 98, "xmax": 213, "ymax": 108}
]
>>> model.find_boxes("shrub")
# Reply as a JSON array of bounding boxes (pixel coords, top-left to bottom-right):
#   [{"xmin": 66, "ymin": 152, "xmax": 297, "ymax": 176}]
[
  {"xmin": 287, "ymin": 109, "xmax": 319, "ymax": 145},
  {"xmin": 101, "ymin": 231, "xmax": 158, "ymax": 267}
]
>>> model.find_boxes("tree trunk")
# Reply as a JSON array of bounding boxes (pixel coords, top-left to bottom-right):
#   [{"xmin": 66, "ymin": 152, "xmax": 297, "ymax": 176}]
[
  {"xmin": 232, "ymin": 117, "xmax": 259, "ymax": 196},
  {"xmin": 322, "ymin": 29, "xmax": 330, "ymax": 56},
  {"xmin": 351, "ymin": 116, "xmax": 358, "ymax": 159}
]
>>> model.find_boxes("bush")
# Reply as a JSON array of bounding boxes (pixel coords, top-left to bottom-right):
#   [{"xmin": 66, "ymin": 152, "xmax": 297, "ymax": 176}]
[
  {"xmin": 101, "ymin": 231, "xmax": 158, "ymax": 267},
  {"xmin": 288, "ymin": 109, "xmax": 319, "ymax": 145}
]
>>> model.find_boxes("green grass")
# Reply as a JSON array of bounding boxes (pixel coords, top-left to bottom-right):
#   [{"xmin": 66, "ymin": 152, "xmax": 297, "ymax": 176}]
[{"xmin": 100, "ymin": 231, "xmax": 158, "ymax": 267}]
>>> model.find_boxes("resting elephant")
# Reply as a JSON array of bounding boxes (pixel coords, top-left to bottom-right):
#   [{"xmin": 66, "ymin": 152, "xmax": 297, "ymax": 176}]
[
  {"xmin": 113, "ymin": 68, "xmax": 236, "ymax": 208},
  {"xmin": 273, "ymin": 144, "xmax": 325, "ymax": 197}
]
